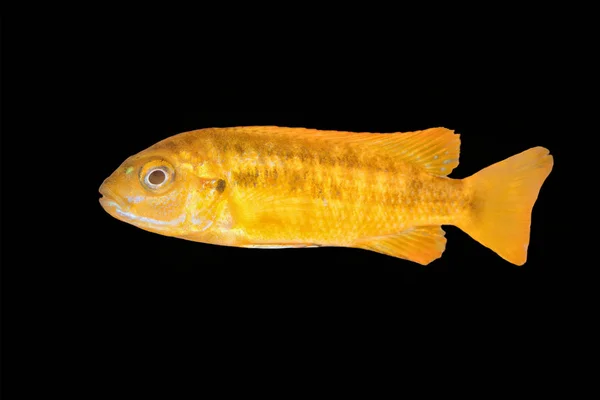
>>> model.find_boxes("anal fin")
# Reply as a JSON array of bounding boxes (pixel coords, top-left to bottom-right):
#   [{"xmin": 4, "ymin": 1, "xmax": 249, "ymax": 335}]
[{"xmin": 352, "ymin": 226, "xmax": 447, "ymax": 265}]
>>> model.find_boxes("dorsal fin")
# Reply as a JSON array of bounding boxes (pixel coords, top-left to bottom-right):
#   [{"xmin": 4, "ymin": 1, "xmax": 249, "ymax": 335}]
[
  {"xmin": 228, "ymin": 126, "xmax": 461, "ymax": 176},
  {"xmin": 375, "ymin": 127, "xmax": 460, "ymax": 176}
]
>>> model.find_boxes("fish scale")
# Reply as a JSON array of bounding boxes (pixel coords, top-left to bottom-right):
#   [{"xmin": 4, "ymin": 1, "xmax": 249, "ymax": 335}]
[{"xmin": 216, "ymin": 132, "xmax": 467, "ymax": 244}]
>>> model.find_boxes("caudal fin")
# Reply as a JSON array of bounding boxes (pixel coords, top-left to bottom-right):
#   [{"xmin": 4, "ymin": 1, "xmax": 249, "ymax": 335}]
[{"xmin": 459, "ymin": 147, "xmax": 553, "ymax": 265}]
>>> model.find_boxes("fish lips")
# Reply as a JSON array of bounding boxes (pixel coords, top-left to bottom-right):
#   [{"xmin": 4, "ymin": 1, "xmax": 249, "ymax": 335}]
[{"xmin": 99, "ymin": 185, "xmax": 128, "ymax": 214}]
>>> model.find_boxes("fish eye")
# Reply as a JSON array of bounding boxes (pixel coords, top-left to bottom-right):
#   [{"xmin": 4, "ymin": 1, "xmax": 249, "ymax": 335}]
[{"xmin": 143, "ymin": 166, "xmax": 171, "ymax": 190}]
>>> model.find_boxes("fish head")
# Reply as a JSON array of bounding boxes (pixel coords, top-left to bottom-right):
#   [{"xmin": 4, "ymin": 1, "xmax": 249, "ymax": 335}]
[{"xmin": 99, "ymin": 147, "xmax": 227, "ymax": 238}]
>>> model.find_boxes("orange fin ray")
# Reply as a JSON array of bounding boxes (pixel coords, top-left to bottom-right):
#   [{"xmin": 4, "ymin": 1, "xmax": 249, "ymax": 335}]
[
  {"xmin": 229, "ymin": 186, "xmax": 315, "ymax": 227},
  {"xmin": 351, "ymin": 226, "xmax": 447, "ymax": 265},
  {"xmin": 375, "ymin": 127, "xmax": 461, "ymax": 176},
  {"xmin": 458, "ymin": 147, "xmax": 553, "ymax": 265}
]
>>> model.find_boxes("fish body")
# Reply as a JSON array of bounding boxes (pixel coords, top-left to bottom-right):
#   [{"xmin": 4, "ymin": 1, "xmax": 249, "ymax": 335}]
[{"xmin": 99, "ymin": 126, "xmax": 553, "ymax": 265}]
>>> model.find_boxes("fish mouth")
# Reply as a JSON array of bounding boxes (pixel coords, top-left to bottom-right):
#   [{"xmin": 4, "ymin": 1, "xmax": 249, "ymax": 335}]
[{"xmin": 99, "ymin": 186, "xmax": 126, "ymax": 212}]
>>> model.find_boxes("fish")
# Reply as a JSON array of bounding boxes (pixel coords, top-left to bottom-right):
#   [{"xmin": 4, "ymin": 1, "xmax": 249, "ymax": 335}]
[{"xmin": 99, "ymin": 126, "xmax": 553, "ymax": 265}]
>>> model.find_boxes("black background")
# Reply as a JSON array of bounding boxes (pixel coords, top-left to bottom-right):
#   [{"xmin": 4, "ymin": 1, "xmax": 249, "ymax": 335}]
[{"xmin": 3, "ymin": 13, "xmax": 578, "ymax": 397}]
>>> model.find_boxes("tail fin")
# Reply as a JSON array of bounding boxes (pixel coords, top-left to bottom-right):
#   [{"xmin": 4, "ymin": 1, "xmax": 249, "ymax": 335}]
[{"xmin": 459, "ymin": 147, "xmax": 553, "ymax": 265}]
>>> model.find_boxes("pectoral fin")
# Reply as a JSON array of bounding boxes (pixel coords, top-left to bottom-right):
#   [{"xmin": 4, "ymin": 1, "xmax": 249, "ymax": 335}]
[
  {"xmin": 230, "ymin": 186, "xmax": 317, "ymax": 227},
  {"xmin": 352, "ymin": 226, "xmax": 447, "ymax": 265}
]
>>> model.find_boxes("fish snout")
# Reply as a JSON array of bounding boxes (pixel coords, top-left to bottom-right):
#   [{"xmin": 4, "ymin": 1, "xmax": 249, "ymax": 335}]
[{"xmin": 99, "ymin": 181, "xmax": 127, "ymax": 211}]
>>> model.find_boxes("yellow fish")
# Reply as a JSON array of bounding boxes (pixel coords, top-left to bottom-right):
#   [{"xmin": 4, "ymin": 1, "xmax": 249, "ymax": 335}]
[{"xmin": 99, "ymin": 126, "xmax": 553, "ymax": 265}]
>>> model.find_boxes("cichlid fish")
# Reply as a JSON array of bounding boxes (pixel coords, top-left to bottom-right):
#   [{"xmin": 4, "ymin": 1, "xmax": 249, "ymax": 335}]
[{"xmin": 99, "ymin": 126, "xmax": 553, "ymax": 265}]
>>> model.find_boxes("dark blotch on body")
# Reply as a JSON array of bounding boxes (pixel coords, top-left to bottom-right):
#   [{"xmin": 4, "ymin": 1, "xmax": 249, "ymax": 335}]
[
  {"xmin": 234, "ymin": 143, "xmax": 245, "ymax": 155},
  {"xmin": 216, "ymin": 179, "xmax": 227, "ymax": 193}
]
